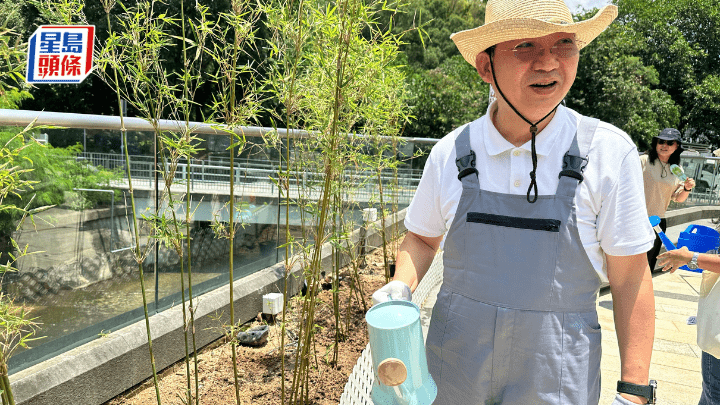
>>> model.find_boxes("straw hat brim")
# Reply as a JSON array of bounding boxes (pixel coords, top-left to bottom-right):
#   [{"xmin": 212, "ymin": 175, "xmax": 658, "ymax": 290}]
[{"xmin": 451, "ymin": 5, "xmax": 618, "ymax": 68}]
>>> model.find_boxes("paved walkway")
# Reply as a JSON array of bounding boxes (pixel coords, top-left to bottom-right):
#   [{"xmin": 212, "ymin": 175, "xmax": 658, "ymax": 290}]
[{"xmin": 417, "ymin": 218, "xmax": 712, "ymax": 405}]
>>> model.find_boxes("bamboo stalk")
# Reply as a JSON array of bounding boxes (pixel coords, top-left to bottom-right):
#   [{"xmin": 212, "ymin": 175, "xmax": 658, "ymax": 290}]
[
  {"xmin": 0, "ymin": 356, "xmax": 14, "ymax": 405},
  {"xmin": 105, "ymin": 10, "xmax": 163, "ymax": 405}
]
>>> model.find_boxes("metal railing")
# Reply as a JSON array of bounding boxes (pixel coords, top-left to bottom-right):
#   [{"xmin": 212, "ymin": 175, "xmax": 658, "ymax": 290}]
[
  {"xmin": 677, "ymin": 155, "xmax": 720, "ymax": 206},
  {"xmin": 0, "ymin": 109, "xmax": 440, "ymax": 145},
  {"xmin": 76, "ymin": 152, "xmax": 422, "ymax": 204}
]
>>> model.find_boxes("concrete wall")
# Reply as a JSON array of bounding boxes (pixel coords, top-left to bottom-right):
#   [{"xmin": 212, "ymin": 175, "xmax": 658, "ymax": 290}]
[
  {"xmin": 9, "ymin": 209, "xmax": 407, "ymax": 405},
  {"xmin": 8, "ymin": 205, "xmax": 276, "ymax": 302},
  {"xmin": 665, "ymin": 205, "xmax": 720, "ymax": 228}
]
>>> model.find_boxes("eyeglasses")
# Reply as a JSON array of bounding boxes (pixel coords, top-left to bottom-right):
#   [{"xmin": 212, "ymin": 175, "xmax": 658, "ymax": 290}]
[
  {"xmin": 498, "ymin": 38, "xmax": 579, "ymax": 62},
  {"xmin": 657, "ymin": 139, "xmax": 677, "ymax": 146}
]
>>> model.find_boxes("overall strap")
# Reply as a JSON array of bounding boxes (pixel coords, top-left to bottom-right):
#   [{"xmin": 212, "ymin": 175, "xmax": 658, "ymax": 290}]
[
  {"xmin": 557, "ymin": 116, "xmax": 599, "ymax": 198},
  {"xmin": 455, "ymin": 124, "xmax": 479, "ymax": 189}
]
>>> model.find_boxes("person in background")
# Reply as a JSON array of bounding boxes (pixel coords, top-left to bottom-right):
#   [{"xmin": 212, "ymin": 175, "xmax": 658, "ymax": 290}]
[
  {"xmin": 641, "ymin": 128, "xmax": 695, "ymax": 271},
  {"xmin": 372, "ymin": 0, "xmax": 657, "ymax": 403},
  {"xmin": 657, "ymin": 247, "xmax": 720, "ymax": 404}
]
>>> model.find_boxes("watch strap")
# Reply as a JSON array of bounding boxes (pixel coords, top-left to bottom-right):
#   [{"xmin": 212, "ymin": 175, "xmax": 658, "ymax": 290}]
[
  {"xmin": 617, "ymin": 380, "xmax": 655, "ymax": 403},
  {"xmin": 689, "ymin": 252, "xmax": 700, "ymax": 269}
]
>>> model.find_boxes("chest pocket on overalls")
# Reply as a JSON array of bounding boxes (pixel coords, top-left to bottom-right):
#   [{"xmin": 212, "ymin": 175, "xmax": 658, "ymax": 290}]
[{"xmin": 464, "ymin": 212, "xmax": 560, "ymax": 308}]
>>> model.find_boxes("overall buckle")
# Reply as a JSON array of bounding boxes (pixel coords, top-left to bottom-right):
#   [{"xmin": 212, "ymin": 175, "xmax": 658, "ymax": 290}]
[
  {"xmin": 558, "ymin": 152, "xmax": 588, "ymax": 183},
  {"xmin": 456, "ymin": 150, "xmax": 478, "ymax": 180}
]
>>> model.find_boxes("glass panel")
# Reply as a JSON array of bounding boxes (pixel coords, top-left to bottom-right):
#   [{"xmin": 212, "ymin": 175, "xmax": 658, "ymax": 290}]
[{"xmin": 1, "ymin": 120, "xmax": 427, "ymax": 375}]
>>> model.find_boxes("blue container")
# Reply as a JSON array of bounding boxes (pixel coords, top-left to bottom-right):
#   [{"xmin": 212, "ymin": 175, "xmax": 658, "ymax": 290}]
[
  {"xmin": 366, "ymin": 300, "xmax": 437, "ymax": 405},
  {"xmin": 676, "ymin": 225, "xmax": 720, "ymax": 272}
]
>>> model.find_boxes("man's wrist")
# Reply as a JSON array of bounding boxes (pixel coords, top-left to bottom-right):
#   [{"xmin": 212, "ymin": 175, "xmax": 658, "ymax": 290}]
[{"xmin": 617, "ymin": 379, "xmax": 656, "ymax": 404}]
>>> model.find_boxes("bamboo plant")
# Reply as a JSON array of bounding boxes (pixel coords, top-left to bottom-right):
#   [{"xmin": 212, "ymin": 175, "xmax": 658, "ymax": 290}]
[{"xmin": 265, "ymin": 0, "xmax": 410, "ymax": 401}]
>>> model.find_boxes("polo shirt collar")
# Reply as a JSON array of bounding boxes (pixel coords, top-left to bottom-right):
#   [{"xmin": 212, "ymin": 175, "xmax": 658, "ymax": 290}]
[{"xmin": 484, "ymin": 101, "xmax": 566, "ymax": 157}]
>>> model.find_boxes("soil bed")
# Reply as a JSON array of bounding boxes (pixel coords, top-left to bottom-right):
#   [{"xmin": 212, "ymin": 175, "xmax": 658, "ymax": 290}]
[{"xmin": 104, "ymin": 236, "xmax": 402, "ymax": 405}]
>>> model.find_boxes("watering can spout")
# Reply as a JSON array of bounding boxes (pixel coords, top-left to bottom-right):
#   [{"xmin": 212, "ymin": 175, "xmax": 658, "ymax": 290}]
[{"xmin": 649, "ymin": 215, "xmax": 677, "ymax": 251}]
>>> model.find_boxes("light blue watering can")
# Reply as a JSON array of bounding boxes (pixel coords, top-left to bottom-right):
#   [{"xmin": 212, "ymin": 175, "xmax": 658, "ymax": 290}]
[{"xmin": 365, "ymin": 300, "xmax": 437, "ymax": 405}]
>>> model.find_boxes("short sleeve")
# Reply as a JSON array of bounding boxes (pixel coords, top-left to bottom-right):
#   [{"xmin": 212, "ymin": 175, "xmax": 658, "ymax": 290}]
[
  {"xmin": 404, "ymin": 148, "xmax": 447, "ymax": 237},
  {"xmin": 596, "ymin": 149, "xmax": 655, "ymax": 256}
]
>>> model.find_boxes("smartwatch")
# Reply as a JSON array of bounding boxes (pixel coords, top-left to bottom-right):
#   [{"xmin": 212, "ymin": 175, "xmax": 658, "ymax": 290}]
[
  {"xmin": 617, "ymin": 380, "xmax": 657, "ymax": 404},
  {"xmin": 688, "ymin": 252, "xmax": 700, "ymax": 270}
]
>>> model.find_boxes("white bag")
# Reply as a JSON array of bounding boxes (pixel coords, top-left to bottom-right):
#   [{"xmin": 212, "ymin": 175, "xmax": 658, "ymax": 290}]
[{"xmin": 697, "ymin": 270, "xmax": 720, "ymax": 359}]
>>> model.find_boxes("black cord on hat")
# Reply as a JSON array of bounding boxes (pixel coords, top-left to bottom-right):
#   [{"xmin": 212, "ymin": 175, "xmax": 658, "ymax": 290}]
[{"xmin": 489, "ymin": 53, "xmax": 563, "ymax": 203}]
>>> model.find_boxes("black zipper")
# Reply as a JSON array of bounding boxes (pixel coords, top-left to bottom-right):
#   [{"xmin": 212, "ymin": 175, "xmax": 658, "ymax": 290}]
[{"xmin": 467, "ymin": 212, "xmax": 560, "ymax": 232}]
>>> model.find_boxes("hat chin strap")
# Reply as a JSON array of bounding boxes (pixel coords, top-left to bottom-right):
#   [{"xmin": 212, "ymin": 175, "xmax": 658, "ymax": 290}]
[{"xmin": 490, "ymin": 55, "xmax": 563, "ymax": 203}]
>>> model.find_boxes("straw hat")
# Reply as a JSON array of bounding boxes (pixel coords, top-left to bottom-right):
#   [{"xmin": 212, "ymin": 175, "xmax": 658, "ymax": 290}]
[{"xmin": 451, "ymin": 0, "xmax": 618, "ymax": 68}]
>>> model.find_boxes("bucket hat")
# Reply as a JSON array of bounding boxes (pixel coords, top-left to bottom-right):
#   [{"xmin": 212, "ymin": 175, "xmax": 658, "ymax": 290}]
[
  {"xmin": 450, "ymin": 0, "xmax": 618, "ymax": 68},
  {"xmin": 655, "ymin": 128, "xmax": 682, "ymax": 143}
]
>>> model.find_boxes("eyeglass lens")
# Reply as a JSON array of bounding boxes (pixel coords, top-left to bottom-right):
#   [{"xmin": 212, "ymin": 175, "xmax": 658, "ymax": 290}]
[
  {"xmin": 512, "ymin": 39, "xmax": 579, "ymax": 62},
  {"xmin": 658, "ymin": 139, "xmax": 676, "ymax": 146}
]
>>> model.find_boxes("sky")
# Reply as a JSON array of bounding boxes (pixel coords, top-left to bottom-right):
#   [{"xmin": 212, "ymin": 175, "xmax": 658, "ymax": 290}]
[{"xmin": 565, "ymin": 0, "xmax": 613, "ymax": 13}]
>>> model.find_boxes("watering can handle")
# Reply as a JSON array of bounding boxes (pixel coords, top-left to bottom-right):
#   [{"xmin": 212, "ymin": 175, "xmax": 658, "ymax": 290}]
[
  {"xmin": 377, "ymin": 358, "xmax": 407, "ymax": 386},
  {"xmin": 377, "ymin": 358, "xmax": 414, "ymax": 405}
]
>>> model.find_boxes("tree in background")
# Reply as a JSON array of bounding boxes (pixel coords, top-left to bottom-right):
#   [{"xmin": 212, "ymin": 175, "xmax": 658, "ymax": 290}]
[
  {"xmin": 404, "ymin": 54, "xmax": 490, "ymax": 139},
  {"xmin": 384, "ymin": 0, "xmax": 485, "ymax": 70},
  {"xmin": 612, "ymin": 0, "xmax": 720, "ymax": 144},
  {"xmin": 0, "ymin": 5, "xmax": 31, "ymax": 110},
  {"xmin": 378, "ymin": 0, "xmax": 487, "ymax": 139},
  {"xmin": 12, "ymin": 0, "xmax": 272, "ymax": 125},
  {"xmin": 567, "ymin": 19, "xmax": 680, "ymax": 148},
  {"xmin": 686, "ymin": 75, "xmax": 720, "ymax": 143},
  {"xmin": 6, "ymin": 0, "xmax": 720, "ymax": 149},
  {"xmin": 0, "ymin": 131, "xmax": 120, "ymax": 260}
]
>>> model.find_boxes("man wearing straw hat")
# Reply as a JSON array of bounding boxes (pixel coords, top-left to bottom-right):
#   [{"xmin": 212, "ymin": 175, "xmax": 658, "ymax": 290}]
[{"xmin": 373, "ymin": 0, "xmax": 657, "ymax": 404}]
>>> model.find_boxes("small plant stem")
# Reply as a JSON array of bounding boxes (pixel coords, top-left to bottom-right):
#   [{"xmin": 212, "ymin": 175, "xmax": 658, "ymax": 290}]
[
  {"xmin": 178, "ymin": 4, "xmax": 197, "ymax": 404},
  {"xmin": 377, "ymin": 166, "xmax": 389, "ymax": 283},
  {"xmin": 155, "ymin": 144, "xmax": 192, "ymax": 405},
  {"xmin": 228, "ymin": 2, "xmax": 242, "ymax": 401},
  {"xmin": 279, "ymin": 0, "xmax": 307, "ymax": 403},
  {"xmin": 0, "ymin": 355, "xmax": 14, "ymax": 405},
  {"xmin": 332, "ymin": 191, "xmax": 340, "ymax": 364},
  {"xmin": 106, "ymin": 11, "xmax": 162, "ymax": 405},
  {"xmin": 392, "ymin": 138, "xmax": 399, "ymax": 261},
  {"xmin": 344, "ymin": 272, "xmax": 353, "ymax": 334},
  {"xmin": 187, "ymin": 171, "xmax": 200, "ymax": 405}
]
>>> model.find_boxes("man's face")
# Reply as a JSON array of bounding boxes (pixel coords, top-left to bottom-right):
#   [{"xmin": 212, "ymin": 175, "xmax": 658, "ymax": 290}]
[{"xmin": 476, "ymin": 32, "xmax": 579, "ymax": 122}]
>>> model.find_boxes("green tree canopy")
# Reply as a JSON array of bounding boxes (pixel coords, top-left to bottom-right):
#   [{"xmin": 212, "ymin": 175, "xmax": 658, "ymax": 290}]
[
  {"xmin": 567, "ymin": 19, "xmax": 680, "ymax": 148},
  {"xmin": 404, "ymin": 54, "xmax": 489, "ymax": 139},
  {"xmin": 686, "ymin": 74, "xmax": 720, "ymax": 143},
  {"xmin": 384, "ymin": 0, "xmax": 484, "ymax": 69},
  {"xmin": 613, "ymin": 0, "xmax": 720, "ymax": 142}
]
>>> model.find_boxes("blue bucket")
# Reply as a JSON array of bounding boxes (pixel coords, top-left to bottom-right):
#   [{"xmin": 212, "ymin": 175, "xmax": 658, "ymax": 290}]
[{"xmin": 676, "ymin": 225, "xmax": 720, "ymax": 272}]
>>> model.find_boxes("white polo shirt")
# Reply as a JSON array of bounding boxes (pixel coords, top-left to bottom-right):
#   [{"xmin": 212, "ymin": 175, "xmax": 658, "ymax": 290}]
[{"xmin": 405, "ymin": 103, "xmax": 655, "ymax": 282}]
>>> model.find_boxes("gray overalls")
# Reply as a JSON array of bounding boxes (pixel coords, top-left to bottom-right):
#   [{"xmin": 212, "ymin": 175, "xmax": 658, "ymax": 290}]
[{"xmin": 425, "ymin": 117, "xmax": 603, "ymax": 404}]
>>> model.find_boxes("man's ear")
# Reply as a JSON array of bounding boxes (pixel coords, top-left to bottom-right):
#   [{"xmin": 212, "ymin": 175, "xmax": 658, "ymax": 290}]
[{"xmin": 475, "ymin": 51, "xmax": 494, "ymax": 85}]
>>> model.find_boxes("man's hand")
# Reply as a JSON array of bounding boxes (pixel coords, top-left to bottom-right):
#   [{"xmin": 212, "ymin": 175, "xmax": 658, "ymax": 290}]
[
  {"xmin": 371, "ymin": 280, "xmax": 412, "ymax": 306},
  {"xmin": 657, "ymin": 246, "xmax": 692, "ymax": 273}
]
